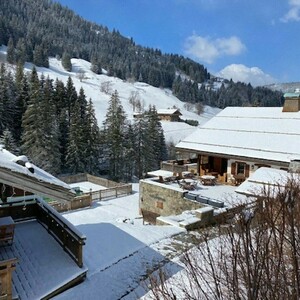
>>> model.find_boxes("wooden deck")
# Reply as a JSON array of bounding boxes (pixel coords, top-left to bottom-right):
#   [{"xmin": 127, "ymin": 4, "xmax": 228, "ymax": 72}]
[{"xmin": 0, "ymin": 220, "xmax": 87, "ymax": 300}]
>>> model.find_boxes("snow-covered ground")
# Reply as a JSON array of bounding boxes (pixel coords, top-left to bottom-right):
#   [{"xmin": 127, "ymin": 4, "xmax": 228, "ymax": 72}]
[
  {"xmin": 0, "ymin": 45, "xmax": 220, "ymax": 144},
  {"xmin": 53, "ymin": 183, "xmax": 186, "ymax": 300}
]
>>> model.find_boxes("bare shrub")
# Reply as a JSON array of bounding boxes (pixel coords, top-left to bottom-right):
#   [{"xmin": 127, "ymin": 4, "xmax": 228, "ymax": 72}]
[
  {"xmin": 100, "ymin": 81, "xmax": 113, "ymax": 94},
  {"xmin": 147, "ymin": 176, "xmax": 300, "ymax": 299}
]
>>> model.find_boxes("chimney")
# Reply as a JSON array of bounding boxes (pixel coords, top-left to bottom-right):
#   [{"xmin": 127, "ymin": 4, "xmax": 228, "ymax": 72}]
[
  {"xmin": 282, "ymin": 89, "xmax": 300, "ymax": 112},
  {"xmin": 288, "ymin": 160, "xmax": 300, "ymax": 173}
]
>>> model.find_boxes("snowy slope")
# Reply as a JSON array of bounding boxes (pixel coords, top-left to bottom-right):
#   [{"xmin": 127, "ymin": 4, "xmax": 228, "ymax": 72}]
[{"xmin": 0, "ymin": 45, "xmax": 220, "ymax": 144}]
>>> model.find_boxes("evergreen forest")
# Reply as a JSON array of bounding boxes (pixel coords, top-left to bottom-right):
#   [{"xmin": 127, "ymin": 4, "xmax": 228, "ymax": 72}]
[
  {"xmin": 0, "ymin": 63, "xmax": 167, "ymax": 181},
  {"xmin": 0, "ymin": 0, "xmax": 283, "ymax": 108}
]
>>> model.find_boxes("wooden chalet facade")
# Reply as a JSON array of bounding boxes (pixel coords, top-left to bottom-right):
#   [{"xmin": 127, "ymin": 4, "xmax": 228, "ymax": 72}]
[
  {"xmin": 133, "ymin": 108, "xmax": 182, "ymax": 122},
  {"xmin": 176, "ymin": 92, "xmax": 300, "ymax": 185}
]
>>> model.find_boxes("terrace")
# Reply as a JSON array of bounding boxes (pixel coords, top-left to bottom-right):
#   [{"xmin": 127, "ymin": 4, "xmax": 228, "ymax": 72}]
[
  {"xmin": 0, "ymin": 197, "xmax": 87, "ymax": 300},
  {"xmin": 140, "ymin": 169, "xmax": 241, "ymax": 226}
]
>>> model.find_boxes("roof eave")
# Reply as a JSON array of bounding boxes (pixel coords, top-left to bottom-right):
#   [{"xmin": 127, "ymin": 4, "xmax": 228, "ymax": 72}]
[{"xmin": 175, "ymin": 147, "xmax": 289, "ymax": 167}]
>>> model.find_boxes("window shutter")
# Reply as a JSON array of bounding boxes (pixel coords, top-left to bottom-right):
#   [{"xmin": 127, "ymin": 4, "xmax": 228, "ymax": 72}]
[
  {"xmin": 231, "ymin": 162, "xmax": 236, "ymax": 175},
  {"xmin": 245, "ymin": 164, "xmax": 250, "ymax": 177}
]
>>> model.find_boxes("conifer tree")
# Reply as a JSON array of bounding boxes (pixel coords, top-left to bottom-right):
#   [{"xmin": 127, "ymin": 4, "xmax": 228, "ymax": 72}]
[
  {"xmin": 0, "ymin": 128, "xmax": 17, "ymax": 153},
  {"xmin": 133, "ymin": 114, "xmax": 149, "ymax": 178},
  {"xmin": 145, "ymin": 105, "xmax": 167, "ymax": 170},
  {"xmin": 65, "ymin": 77, "xmax": 77, "ymax": 124},
  {"xmin": 21, "ymin": 67, "xmax": 44, "ymax": 162},
  {"xmin": 15, "ymin": 38, "xmax": 27, "ymax": 65},
  {"xmin": 123, "ymin": 124, "xmax": 136, "ymax": 181},
  {"xmin": 62, "ymin": 52, "xmax": 72, "ymax": 72},
  {"xmin": 13, "ymin": 64, "xmax": 28, "ymax": 144},
  {"xmin": 84, "ymin": 98, "xmax": 101, "ymax": 174},
  {"xmin": 37, "ymin": 76, "xmax": 61, "ymax": 174},
  {"xmin": 6, "ymin": 37, "xmax": 15, "ymax": 64},
  {"xmin": 33, "ymin": 44, "xmax": 44, "ymax": 67},
  {"xmin": 65, "ymin": 100, "xmax": 86, "ymax": 174},
  {"xmin": 0, "ymin": 64, "xmax": 11, "ymax": 136},
  {"xmin": 103, "ymin": 90, "xmax": 127, "ymax": 181},
  {"xmin": 53, "ymin": 79, "xmax": 69, "ymax": 170}
]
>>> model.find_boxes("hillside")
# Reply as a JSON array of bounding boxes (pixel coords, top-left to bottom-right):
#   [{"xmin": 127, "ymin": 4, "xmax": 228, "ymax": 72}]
[
  {"xmin": 0, "ymin": 45, "xmax": 219, "ymax": 145},
  {"xmin": 1, "ymin": 0, "xmax": 283, "ymax": 108},
  {"xmin": 266, "ymin": 82, "xmax": 300, "ymax": 93}
]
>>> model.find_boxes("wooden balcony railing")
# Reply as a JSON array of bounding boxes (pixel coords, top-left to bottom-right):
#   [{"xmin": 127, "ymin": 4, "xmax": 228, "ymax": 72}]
[
  {"xmin": 0, "ymin": 197, "xmax": 86, "ymax": 268},
  {"xmin": 36, "ymin": 199, "xmax": 86, "ymax": 267}
]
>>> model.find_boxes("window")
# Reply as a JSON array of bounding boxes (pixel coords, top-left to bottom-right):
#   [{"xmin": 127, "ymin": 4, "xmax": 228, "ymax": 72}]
[{"xmin": 237, "ymin": 162, "xmax": 245, "ymax": 174}]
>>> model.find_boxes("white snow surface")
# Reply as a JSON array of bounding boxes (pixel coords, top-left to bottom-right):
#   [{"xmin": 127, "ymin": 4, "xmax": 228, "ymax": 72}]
[{"xmin": 54, "ymin": 183, "xmax": 185, "ymax": 300}]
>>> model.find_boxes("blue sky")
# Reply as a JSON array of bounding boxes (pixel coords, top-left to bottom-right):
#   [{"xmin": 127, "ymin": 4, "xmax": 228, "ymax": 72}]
[{"xmin": 55, "ymin": 0, "xmax": 300, "ymax": 86}]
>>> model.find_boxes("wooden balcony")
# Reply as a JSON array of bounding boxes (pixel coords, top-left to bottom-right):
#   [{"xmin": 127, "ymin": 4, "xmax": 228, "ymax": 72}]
[
  {"xmin": 0, "ymin": 197, "xmax": 86, "ymax": 267},
  {"xmin": 0, "ymin": 197, "xmax": 87, "ymax": 299}
]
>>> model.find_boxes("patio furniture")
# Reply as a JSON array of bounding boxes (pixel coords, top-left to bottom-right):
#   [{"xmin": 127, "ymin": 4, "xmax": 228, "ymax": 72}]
[
  {"xmin": 0, "ymin": 216, "xmax": 15, "ymax": 246},
  {"xmin": 200, "ymin": 175, "xmax": 216, "ymax": 186},
  {"xmin": 178, "ymin": 179, "xmax": 197, "ymax": 190},
  {"xmin": 233, "ymin": 173, "xmax": 246, "ymax": 185}
]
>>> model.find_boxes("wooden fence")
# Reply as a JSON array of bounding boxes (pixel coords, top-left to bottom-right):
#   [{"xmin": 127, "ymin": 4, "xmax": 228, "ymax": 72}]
[
  {"xmin": 90, "ymin": 184, "xmax": 132, "ymax": 201},
  {"xmin": 59, "ymin": 173, "xmax": 132, "ymax": 202}
]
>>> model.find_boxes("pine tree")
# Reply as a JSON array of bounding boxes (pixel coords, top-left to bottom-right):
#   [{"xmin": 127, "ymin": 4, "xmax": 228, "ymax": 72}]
[
  {"xmin": 37, "ymin": 76, "xmax": 61, "ymax": 174},
  {"xmin": 21, "ymin": 67, "xmax": 44, "ymax": 162},
  {"xmin": 103, "ymin": 90, "xmax": 127, "ymax": 181},
  {"xmin": 145, "ymin": 105, "xmax": 167, "ymax": 170},
  {"xmin": 53, "ymin": 79, "xmax": 69, "ymax": 170},
  {"xmin": 15, "ymin": 38, "xmax": 27, "ymax": 65},
  {"xmin": 33, "ymin": 44, "xmax": 44, "ymax": 67},
  {"xmin": 133, "ymin": 114, "xmax": 149, "ymax": 178},
  {"xmin": 6, "ymin": 37, "xmax": 15, "ymax": 64},
  {"xmin": 0, "ymin": 128, "xmax": 17, "ymax": 153},
  {"xmin": 65, "ymin": 100, "xmax": 86, "ymax": 174},
  {"xmin": 78, "ymin": 87, "xmax": 88, "ymax": 119},
  {"xmin": 122, "ymin": 124, "xmax": 136, "ymax": 181},
  {"xmin": 62, "ymin": 52, "xmax": 72, "ymax": 72},
  {"xmin": 65, "ymin": 77, "xmax": 77, "ymax": 124},
  {"xmin": 84, "ymin": 98, "xmax": 101, "ymax": 174},
  {"xmin": 0, "ymin": 64, "xmax": 11, "ymax": 136},
  {"xmin": 13, "ymin": 63, "xmax": 28, "ymax": 144}
]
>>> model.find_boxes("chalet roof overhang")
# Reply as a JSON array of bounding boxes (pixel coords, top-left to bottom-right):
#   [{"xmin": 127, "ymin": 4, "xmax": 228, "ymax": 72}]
[
  {"xmin": 176, "ymin": 147, "xmax": 289, "ymax": 168},
  {"xmin": 0, "ymin": 167, "xmax": 75, "ymax": 202}
]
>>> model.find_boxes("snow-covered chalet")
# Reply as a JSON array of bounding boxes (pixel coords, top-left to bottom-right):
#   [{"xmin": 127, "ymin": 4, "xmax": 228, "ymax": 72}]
[{"xmin": 176, "ymin": 91, "xmax": 300, "ymax": 185}]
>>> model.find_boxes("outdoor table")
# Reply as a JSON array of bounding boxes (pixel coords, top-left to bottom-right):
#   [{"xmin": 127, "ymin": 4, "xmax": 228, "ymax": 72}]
[{"xmin": 200, "ymin": 175, "xmax": 216, "ymax": 186}]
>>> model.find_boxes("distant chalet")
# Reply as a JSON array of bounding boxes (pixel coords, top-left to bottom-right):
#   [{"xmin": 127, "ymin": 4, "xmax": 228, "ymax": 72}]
[{"xmin": 133, "ymin": 109, "xmax": 182, "ymax": 122}]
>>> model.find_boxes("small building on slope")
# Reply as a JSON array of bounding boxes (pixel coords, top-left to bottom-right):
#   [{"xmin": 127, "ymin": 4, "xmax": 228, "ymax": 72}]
[{"xmin": 157, "ymin": 109, "xmax": 182, "ymax": 122}]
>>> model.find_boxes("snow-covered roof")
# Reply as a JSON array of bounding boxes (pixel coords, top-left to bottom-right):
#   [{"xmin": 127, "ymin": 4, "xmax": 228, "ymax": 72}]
[
  {"xmin": 157, "ymin": 109, "xmax": 182, "ymax": 115},
  {"xmin": 176, "ymin": 107, "xmax": 300, "ymax": 163},
  {"xmin": 235, "ymin": 167, "xmax": 293, "ymax": 196},
  {"xmin": 147, "ymin": 169, "xmax": 174, "ymax": 178},
  {"xmin": 0, "ymin": 146, "xmax": 71, "ymax": 190}
]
